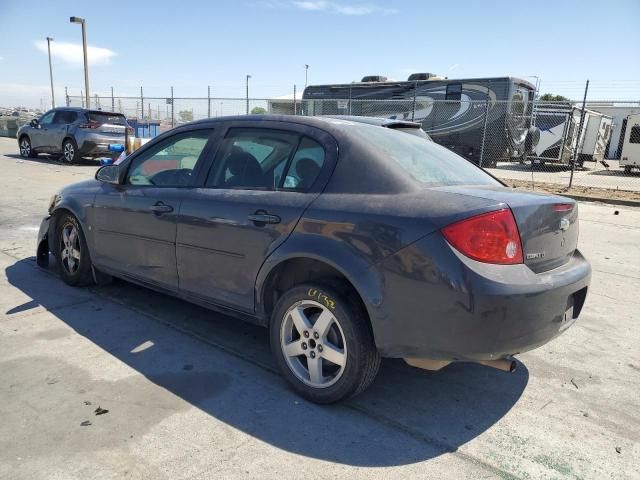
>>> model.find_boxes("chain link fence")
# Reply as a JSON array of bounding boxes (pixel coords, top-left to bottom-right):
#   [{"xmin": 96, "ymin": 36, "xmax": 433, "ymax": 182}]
[{"xmin": 61, "ymin": 91, "xmax": 640, "ymax": 197}]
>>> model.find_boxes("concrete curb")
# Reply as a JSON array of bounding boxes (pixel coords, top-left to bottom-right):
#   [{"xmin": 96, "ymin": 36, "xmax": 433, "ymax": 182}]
[{"xmin": 559, "ymin": 193, "xmax": 640, "ymax": 208}]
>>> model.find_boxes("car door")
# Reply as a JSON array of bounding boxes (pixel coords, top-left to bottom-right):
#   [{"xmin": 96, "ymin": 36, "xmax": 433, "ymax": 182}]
[
  {"xmin": 91, "ymin": 127, "xmax": 218, "ymax": 291},
  {"xmin": 50, "ymin": 110, "xmax": 77, "ymax": 153},
  {"xmin": 176, "ymin": 121, "xmax": 336, "ymax": 312},
  {"xmin": 31, "ymin": 110, "xmax": 55, "ymax": 151}
]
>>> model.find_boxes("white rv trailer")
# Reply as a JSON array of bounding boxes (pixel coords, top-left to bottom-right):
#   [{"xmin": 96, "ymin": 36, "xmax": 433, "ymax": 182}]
[
  {"xmin": 531, "ymin": 106, "xmax": 612, "ymax": 166},
  {"xmin": 620, "ymin": 113, "xmax": 640, "ymax": 173},
  {"xmin": 579, "ymin": 111, "xmax": 613, "ymax": 163}
]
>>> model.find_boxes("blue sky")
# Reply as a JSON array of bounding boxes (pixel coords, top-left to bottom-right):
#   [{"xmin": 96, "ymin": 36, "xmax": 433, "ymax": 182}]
[{"xmin": 0, "ymin": 0, "xmax": 639, "ymax": 107}]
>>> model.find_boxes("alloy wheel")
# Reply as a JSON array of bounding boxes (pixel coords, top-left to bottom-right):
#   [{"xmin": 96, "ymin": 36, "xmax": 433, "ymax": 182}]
[
  {"xmin": 63, "ymin": 142, "xmax": 75, "ymax": 163},
  {"xmin": 20, "ymin": 139, "xmax": 31, "ymax": 157},
  {"xmin": 60, "ymin": 223, "xmax": 81, "ymax": 274},
  {"xmin": 280, "ymin": 300, "xmax": 347, "ymax": 388}
]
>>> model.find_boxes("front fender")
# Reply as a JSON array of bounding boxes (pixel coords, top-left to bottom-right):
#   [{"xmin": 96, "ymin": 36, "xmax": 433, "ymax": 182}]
[
  {"xmin": 48, "ymin": 194, "xmax": 95, "ymax": 252},
  {"xmin": 255, "ymin": 232, "xmax": 385, "ymax": 334}
]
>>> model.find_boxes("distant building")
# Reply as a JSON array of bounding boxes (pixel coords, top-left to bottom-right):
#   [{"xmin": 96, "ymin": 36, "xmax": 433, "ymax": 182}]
[{"xmin": 267, "ymin": 93, "xmax": 302, "ymax": 115}]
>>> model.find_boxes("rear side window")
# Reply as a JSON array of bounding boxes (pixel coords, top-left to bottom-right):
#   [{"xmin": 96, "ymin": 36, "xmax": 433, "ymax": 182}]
[
  {"xmin": 346, "ymin": 123, "xmax": 500, "ymax": 187},
  {"xmin": 53, "ymin": 111, "xmax": 78, "ymax": 124},
  {"xmin": 87, "ymin": 112, "xmax": 128, "ymax": 125},
  {"xmin": 207, "ymin": 129, "xmax": 299, "ymax": 189},
  {"xmin": 630, "ymin": 125, "xmax": 640, "ymax": 144},
  {"xmin": 445, "ymin": 83, "xmax": 462, "ymax": 101},
  {"xmin": 282, "ymin": 137, "xmax": 325, "ymax": 190}
]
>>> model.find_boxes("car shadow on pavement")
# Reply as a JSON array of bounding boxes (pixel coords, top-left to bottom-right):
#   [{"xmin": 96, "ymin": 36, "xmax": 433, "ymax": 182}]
[{"xmin": 5, "ymin": 257, "xmax": 529, "ymax": 467}]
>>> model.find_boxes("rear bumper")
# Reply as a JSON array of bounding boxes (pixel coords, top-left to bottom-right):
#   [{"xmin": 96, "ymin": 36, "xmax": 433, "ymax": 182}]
[
  {"xmin": 77, "ymin": 132, "xmax": 125, "ymax": 157},
  {"xmin": 370, "ymin": 232, "xmax": 591, "ymax": 360}
]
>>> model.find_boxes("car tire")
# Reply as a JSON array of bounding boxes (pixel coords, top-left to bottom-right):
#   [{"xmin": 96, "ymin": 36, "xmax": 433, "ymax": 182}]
[
  {"xmin": 53, "ymin": 212, "xmax": 92, "ymax": 286},
  {"xmin": 270, "ymin": 283, "xmax": 380, "ymax": 403},
  {"xmin": 19, "ymin": 136, "xmax": 37, "ymax": 158},
  {"xmin": 624, "ymin": 166, "xmax": 632, "ymax": 174},
  {"xmin": 62, "ymin": 138, "xmax": 80, "ymax": 164}
]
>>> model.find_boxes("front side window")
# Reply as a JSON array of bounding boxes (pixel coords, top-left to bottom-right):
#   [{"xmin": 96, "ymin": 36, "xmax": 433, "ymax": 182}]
[
  {"xmin": 39, "ymin": 111, "xmax": 55, "ymax": 126},
  {"xmin": 630, "ymin": 125, "xmax": 640, "ymax": 144},
  {"xmin": 207, "ymin": 129, "xmax": 299, "ymax": 189},
  {"xmin": 126, "ymin": 129, "xmax": 213, "ymax": 186}
]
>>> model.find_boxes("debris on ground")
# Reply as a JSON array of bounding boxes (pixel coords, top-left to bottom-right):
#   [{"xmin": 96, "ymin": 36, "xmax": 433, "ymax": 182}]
[
  {"xmin": 615, "ymin": 446, "xmax": 622, "ymax": 454},
  {"xmin": 94, "ymin": 406, "xmax": 109, "ymax": 416},
  {"xmin": 80, "ymin": 420, "xmax": 92, "ymax": 427},
  {"xmin": 84, "ymin": 401, "xmax": 92, "ymax": 405},
  {"xmin": 571, "ymin": 378, "xmax": 579, "ymax": 389},
  {"xmin": 614, "ymin": 210, "xmax": 620, "ymax": 215}
]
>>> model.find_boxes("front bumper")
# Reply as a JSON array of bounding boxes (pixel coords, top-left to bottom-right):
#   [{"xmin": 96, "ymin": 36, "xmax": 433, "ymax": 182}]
[
  {"xmin": 371, "ymin": 232, "xmax": 591, "ymax": 360},
  {"xmin": 36, "ymin": 216, "xmax": 51, "ymax": 267}
]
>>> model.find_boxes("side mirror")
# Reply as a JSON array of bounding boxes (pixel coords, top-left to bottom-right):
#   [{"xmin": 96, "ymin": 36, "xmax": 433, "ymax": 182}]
[
  {"xmin": 95, "ymin": 164, "xmax": 120, "ymax": 184},
  {"xmin": 30, "ymin": 119, "xmax": 39, "ymax": 128}
]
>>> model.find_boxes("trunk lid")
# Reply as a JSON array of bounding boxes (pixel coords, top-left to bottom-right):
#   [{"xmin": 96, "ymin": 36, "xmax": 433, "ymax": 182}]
[
  {"xmin": 86, "ymin": 111, "xmax": 128, "ymax": 136},
  {"xmin": 434, "ymin": 186, "xmax": 579, "ymax": 272}
]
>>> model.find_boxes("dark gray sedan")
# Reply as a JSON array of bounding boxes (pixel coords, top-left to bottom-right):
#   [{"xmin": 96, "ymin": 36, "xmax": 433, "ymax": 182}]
[{"xmin": 37, "ymin": 115, "xmax": 591, "ymax": 403}]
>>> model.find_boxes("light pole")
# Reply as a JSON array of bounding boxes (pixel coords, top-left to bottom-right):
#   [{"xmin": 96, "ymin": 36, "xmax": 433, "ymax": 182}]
[
  {"xmin": 305, "ymin": 64, "xmax": 309, "ymax": 88},
  {"xmin": 70, "ymin": 16, "xmax": 90, "ymax": 109},
  {"xmin": 246, "ymin": 74, "xmax": 251, "ymax": 114},
  {"xmin": 46, "ymin": 37, "xmax": 55, "ymax": 108}
]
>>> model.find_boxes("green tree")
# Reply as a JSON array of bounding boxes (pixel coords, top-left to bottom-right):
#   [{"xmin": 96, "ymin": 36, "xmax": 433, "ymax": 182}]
[
  {"xmin": 178, "ymin": 110, "xmax": 193, "ymax": 122},
  {"xmin": 539, "ymin": 93, "xmax": 570, "ymax": 102},
  {"xmin": 251, "ymin": 106, "xmax": 267, "ymax": 115}
]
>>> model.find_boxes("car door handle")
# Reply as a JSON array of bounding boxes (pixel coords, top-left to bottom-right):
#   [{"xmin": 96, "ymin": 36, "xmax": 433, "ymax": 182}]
[
  {"xmin": 151, "ymin": 202, "xmax": 174, "ymax": 214},
  {"xmin": 248, "ymin": 211, "xmax": 281, "ymax": 225}
]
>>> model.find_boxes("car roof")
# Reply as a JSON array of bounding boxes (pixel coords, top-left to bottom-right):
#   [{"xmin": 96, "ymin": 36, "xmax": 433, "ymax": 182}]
[
  {"xmin": 323, "ymin": 115, "xmax": 423, "ymax": 129},
  {"xmin": 49, "ymin": 107, "xmax": 123, "ymax": 115}
]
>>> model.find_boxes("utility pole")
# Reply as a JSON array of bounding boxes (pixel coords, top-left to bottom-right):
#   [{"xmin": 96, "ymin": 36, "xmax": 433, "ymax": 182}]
[
  {"xmin": 70, "ymin": 17, "xmax": 90, "ymax": 108},
  {"xmin": 305, "ymin": 64, "xmax": 309, "ymax": 88},
  {"xmin": 46, "ymin": 37, "xmax": 55, "ymax": 107},
  {"xmin": 569, "ymin": 80, "xmax": 590, "ymax": 188},
  {"xmin": 246, "ymin": 75, "xmax": 251, "ymax": 115}
]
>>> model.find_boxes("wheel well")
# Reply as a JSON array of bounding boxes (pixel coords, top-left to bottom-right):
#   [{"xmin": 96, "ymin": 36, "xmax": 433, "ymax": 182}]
[
  {"xmin": 262, "ymin": 258, "xmax": 370, "ymax": 328},
  {"xmin": 19, "ymin": 133, "xmax": 29, "ymax": 143}
]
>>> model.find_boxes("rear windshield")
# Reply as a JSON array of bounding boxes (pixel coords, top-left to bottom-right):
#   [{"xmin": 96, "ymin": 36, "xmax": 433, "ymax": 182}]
[
  {"xmin": 391, "ymin": 127, "xmax": 431, "ymax": 140},
  {"xmin": 87, "ymin": 112, "xmax": 128, "ymax": 125},
  {"xmin": 347, "ymin": 122, "xmax": 500, "ymax": 186}
]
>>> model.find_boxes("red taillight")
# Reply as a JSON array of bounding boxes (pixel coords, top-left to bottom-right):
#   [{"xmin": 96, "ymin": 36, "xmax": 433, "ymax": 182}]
[
  {"xmin": 79, "ymin": 121, "xmax": 100, "ymax": 129},
  {"xmin": 553, "ymin": 203, "xmax": 573, "ymax": 212},
  {"xmin": 441, "ymin": 208, "xmax": 523, "ymax": 265}
]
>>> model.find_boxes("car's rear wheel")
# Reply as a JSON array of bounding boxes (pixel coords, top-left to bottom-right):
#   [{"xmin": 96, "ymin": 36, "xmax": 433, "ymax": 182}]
[
  {"xmin": 62, "ymin": 139, "xmax": 80, "ymax": 164},
  {"xmin": 270, "ymin": 283, "xmax": 380, "ymax": 403},
  {"xmin": 19, "ymin": 136, "xmax": 37, "ymax": 158},
  {"xmin": 54, "ymin": 212, "xmax": 92, "ymax": 286}
]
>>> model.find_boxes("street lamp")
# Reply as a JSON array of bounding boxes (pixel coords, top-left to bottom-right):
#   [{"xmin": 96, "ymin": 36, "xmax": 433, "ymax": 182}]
[
  {"xmin": 305, "ymin": 64, "xmax": 309, "ymax": 88},
  {"xmin": 46, "ymin": 37, "xmax": 55, "ymax": 107},
  {"xmin": 246, "ymin": 74, "xmax": 252, "ymax": 114},
  {"xmin": 70, "ymin": 16, "xmax": 90, "ymax": 109}
]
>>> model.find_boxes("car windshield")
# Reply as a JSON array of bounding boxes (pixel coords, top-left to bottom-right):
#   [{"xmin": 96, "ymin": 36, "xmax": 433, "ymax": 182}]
[
  {"xmin": 87, "ymin": 112, "xmax": 128, "ymax": 125},
  {"xmin": 347, "ymin": 123, "xmax": 500, "ymax": 186}
]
